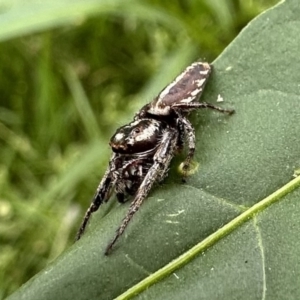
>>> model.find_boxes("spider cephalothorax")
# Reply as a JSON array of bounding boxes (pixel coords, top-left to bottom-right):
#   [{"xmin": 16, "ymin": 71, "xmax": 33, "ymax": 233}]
[{"xmin": 76, "ymin": 62, "xmax": 234, "ymax": 255}]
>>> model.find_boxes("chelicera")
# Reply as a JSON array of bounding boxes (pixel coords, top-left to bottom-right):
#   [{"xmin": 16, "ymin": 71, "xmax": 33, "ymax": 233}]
[{"xmin": 76, "ymin": 62, "xmax": 234, "ymax": 255}]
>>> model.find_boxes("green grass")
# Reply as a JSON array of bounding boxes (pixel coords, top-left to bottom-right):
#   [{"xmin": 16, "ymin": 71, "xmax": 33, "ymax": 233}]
[{"xmin": 0, "ymin": 0, "xmax": 278, "ymax": 298}]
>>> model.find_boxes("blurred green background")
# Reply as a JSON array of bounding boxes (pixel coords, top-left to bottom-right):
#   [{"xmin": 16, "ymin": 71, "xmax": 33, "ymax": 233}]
[{"xmin": 0, "ymin": 0, "xmax": 278, "ymax": 298}]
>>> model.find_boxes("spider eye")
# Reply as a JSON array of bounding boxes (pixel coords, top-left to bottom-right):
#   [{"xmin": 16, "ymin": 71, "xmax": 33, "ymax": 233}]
[{"xmin": 133, "ymin": 128, "xmax": 141, "ymax": 134}]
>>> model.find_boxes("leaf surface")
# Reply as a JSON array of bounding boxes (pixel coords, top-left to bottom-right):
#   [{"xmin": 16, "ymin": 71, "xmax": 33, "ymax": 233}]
[{"xmin": 8, "ymin": 0, "xmax": 300, "ymax": 299}]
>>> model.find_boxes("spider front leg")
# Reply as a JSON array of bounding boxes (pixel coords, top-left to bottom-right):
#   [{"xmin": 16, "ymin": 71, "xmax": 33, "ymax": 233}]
[
  {"xmin": 76, "ymin": 154, "xmax": 116, "ymax": 241},
  {"xmin": 105, "ymin": 129, "xmax": 178, "ymax": 255}
]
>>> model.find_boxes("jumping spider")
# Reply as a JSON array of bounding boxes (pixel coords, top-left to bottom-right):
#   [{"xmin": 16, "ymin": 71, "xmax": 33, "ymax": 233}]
[{"xmin": 76, "ymin": 62, "xmax": 234, "ymax": 255}]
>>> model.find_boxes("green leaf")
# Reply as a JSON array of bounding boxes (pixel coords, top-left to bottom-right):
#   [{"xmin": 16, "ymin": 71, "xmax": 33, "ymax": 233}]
[{"xmin": 8, "ymin": 0, "xmax": 300, "ymax": 299}]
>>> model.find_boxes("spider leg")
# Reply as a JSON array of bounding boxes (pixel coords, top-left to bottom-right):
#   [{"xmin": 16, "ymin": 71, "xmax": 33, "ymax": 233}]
[
  {"xmin": 176, "ymin": 115, "xmax": 186, "ymax": 150},
  {"xmin": 173, "ymin": 102, "xmax": 235, "ymax": 114},
  {"xmin": 176, "ymin": 115, "xmax": 196, "ymax": 179},
  {"xmin": 76, "ymin": 154, "xmax": 117, "ymax": 241},
  {"xmin": 105, "ymin": 129, "xmax": 178, "ymax": 255},
  {"xmin": 174, "ymin": 102, "xmax": 234, "ymax": 179}
]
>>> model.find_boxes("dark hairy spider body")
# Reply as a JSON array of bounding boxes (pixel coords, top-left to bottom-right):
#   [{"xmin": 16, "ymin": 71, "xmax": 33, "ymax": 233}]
[{"xmin": 76, "ymin": 62, "xmax": 234, "ymax": 255}]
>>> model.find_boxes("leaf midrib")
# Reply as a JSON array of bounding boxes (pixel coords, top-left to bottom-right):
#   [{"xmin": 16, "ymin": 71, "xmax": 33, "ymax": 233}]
[{"xmin": 115, "ymin": 174, "xmax": 300, "ymax": 300}]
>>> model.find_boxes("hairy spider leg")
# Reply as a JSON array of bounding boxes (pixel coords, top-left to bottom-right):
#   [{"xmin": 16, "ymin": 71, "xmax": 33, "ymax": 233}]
[
  {"xmin": 176, "ymin": 114, "xmax": 196, "ymax": 178},
  {"xmin": 76, "ymin": 155, "xmax": 116, "ymax": 240},
  {"xmin": 174, "ymin": 103, "xmax": 234, "ymax": 179},
  {"xmin": 105, "ymin": 128, "xmax": 178, "ymax": 255},
  {"xmin": 176, "ymin": 115, "xmax": 186, "ymax": 150},
  {"xmin": 173, "ymin": 102, "xmax": 235, "ymax": 114}
]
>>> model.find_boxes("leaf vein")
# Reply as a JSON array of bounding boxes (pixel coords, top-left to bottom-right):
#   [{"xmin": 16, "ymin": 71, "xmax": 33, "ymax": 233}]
[{"xmin": 253, "ymin": 217, "xmax": 267, "ymax": 300}]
